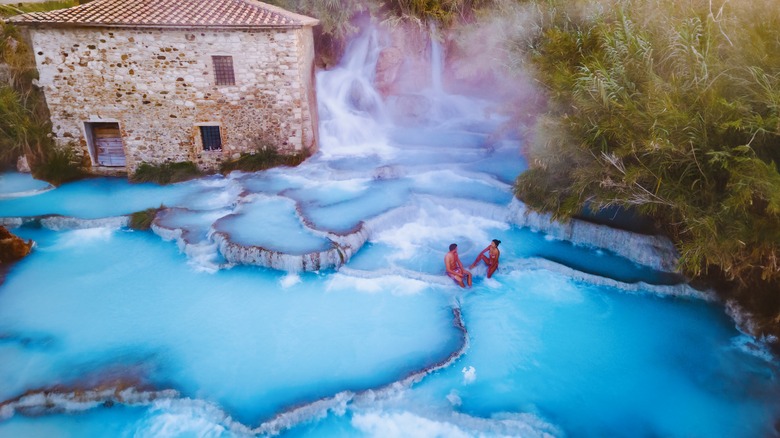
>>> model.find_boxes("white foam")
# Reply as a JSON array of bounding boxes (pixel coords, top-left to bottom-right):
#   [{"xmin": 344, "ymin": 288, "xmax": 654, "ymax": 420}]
[
  {"xmin": 326, "ymin": 272, "xmax": 430, "ymax": 295},
  {"xmin": 280, "ymin": 273, "xmax": 302, "ymax": 288},
  {"xmin": 446, "ymin": 390, "xmax": 462, "ymax": 407},
  {"xmin": 52, "ymin": 227, "xmax": 116, "ymax": 249},
  {"xmin": 411, "ymin": 169, "xmax": 510, "ymax": 190},
  {"xmin": 136, "ymin": 412, "xmax": 228, "ymax": 438},
  {"xmin": 371, "ymin": 199, "xmax": 507, "ymax": 259},
  {"xmin": 183, "ymin": 241, "xmax": 223, "ymax": 273},
  {"xmin": 482, "ymin": 276, "xmax": 502, "ymax": 289},
  {"xmin": 352, "ymin": 411, "xmax": 473, "ymax": 438},
  {"xmin": 351, "ymin": 410, "xmax": 562, "ymax": 438},
  {"xmin": 0, "ymin": 217, "xmax": 24, "ymax": 228},
  {"xmin": 253, "ymin": 391, "xmax": 354, "ymax": 436},
  {"xmin": 302, "ymin": 176, "xmax": 370, "ymax": 192},
  {"xmin": 461, "ymin": 366, "xmax": 477, "ymax": 384},
  {"xmin": 136, "ymin": 398, "xmax": 250, "ymax": 438},
  {"xmin": 337, "ymin": 266, "xmax": 453, "ymax": 287}
]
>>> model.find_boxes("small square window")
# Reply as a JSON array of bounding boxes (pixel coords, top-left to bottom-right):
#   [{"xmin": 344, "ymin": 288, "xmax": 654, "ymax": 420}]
[
  {"xmin": 200, "ymin": 126, "xmax": 222, "ymax": 151},
  {"xmin": 212, "ymin": 55, "xmax": 235, "ymax": 86}
]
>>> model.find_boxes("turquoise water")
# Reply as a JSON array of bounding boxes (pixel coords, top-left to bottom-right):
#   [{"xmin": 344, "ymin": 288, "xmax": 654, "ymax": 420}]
[
  {"xmin": 0, "ymin": 172, "xmax": 52, "ymax": 198},
  {"xmin": 0, "ymin": 27, "xmax": 778, "ymax": 438},
  {"xmin": 0, "ymin": 176, "xmax": 210, "ymax": 219}
]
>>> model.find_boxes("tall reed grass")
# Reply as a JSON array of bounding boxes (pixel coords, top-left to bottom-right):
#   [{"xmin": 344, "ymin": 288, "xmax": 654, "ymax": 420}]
[{"xmin": 513, "ymin": 0, "xmax": 780, "ymax": 342}]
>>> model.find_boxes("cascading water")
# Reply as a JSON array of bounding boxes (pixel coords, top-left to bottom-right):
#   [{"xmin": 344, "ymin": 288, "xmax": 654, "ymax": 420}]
[
  {"xmin": 430, "ymin": 23, "xmax": 444, "ymax": 94},
  {"xmin": 0, "ymin": 25, "xmax": 779, "ymax": 438}
]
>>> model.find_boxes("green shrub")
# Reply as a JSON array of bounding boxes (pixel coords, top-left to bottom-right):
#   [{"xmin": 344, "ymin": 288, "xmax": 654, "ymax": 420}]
[
  {"xmin": 220, "ymin": 148, "xmax": 310, "ymax": 174},
  {"xmin": 128, "ymin": 206, "xmax": 164, "ymax": 231},
  {"xmin": 30, "ymin": 146, "xmax": 85, "ymax": 186},
  {"xmin": 0, "ymin": 1, "xmax": 77, "ymax": 18},
  {"xmin": 0, "ymin": 20, "xmax": 53, "ymax": 168},
  {"xmin": 513, "ymin": 0, "xmax": 780, "ymax": 283},
  {"xmin": 131, "ymin": 161, "xmax": 203, "ymax": 185},
  {"xmin": 506, "ymin": 0, "xmax": 780, "ymax": 346}
]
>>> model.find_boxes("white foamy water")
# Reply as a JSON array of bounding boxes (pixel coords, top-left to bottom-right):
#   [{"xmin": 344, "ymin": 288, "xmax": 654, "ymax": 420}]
[{"xmin": 0, "ymin": 24, "xmax": 778, "ymax": 438}]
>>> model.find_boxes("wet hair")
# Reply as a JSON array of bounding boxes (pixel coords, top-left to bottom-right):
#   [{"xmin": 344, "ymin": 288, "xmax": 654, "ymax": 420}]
[
  {"xmin": 449, "ymin": 243, "xmax": 458, "ymax": 251},
  {"xmin": 492, "ymin": 239, "xmax": 501, "ymax": 247}
]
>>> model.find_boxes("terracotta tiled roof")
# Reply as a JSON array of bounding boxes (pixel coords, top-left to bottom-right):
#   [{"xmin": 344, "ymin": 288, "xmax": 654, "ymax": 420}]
[{"xmin": 8, "ymin": 0, "xmax": 318, "ymax": 28}]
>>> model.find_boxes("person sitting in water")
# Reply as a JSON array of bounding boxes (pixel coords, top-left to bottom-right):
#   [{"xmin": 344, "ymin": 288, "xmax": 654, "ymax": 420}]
[
  {"xmin": 470, "ymin": 239, "xmax": 501, "ymax": 278},
  {"xmin": 445, "ymin": 243, "xmax": 472, "ymax": 288}
]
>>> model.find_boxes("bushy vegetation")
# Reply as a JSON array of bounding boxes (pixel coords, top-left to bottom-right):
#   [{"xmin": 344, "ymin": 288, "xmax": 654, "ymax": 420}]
[
  {"xmin": 30, "ymin": 144, "xmax": 86, "ymax": 185},
  {"xmin": 0, "ymin": 1, "xmax": 76, "ymax": 17},
  {"xmin": 220, "ymin": 147, "xmax": 310, "ymax": 175},
  {"xmin": 0, "ymin": 20, "xmax": 49, "ymax": 168},
  {"xmin": 131, "ymin": 161, "xmax": 203, "ymax": 185},
  {"xmin": 274, "ymin": 0, "xmax": 493, "ymax": 32},
  {"xmin": 511, "ymin": 0, "xmax": 780, "ymax": 342},
  {"xmin": 128, "ymin": 206, "xmax": 164, "ymax": 231},
  {"xmin": 1, "ymin": 1, "xmax": 82, "ymax": 184},
  {"xmin": 270, "ymin": 0, "xmax": 496, "ymax": 65}
]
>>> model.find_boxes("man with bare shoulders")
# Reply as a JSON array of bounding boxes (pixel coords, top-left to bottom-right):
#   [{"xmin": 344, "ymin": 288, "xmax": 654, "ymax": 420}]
[
  {"xmin": 470, "ymin": 239, "xmax": 501, "ymax": 278},
  {"xmin": 445, "ymin": 243, "xmax": 472, "ymax": 288}
]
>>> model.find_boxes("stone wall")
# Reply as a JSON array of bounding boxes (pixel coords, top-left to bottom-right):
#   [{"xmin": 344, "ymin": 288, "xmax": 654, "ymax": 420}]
[{"xmin": 27, "ymin": 25, "xmax": 318, "ymax": 173}]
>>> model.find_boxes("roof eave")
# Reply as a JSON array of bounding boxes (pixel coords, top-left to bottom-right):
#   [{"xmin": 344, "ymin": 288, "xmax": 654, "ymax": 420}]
[
  {"xmin": 6, "ymin": 21, "xmax": 317, "ymax": 30},
  {"xmin": 242, "ymin": 0, "xmax": 319, "ymax": 26}
]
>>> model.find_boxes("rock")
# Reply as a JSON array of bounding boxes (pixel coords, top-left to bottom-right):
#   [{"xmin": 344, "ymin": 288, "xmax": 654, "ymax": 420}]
[
  {"xmin": 374, "ymin": 47, "xmax": 403, "ymax": 96},
  {"xmin": 0, "ymin": 226, "xmax": 33, "ymax": 264},
  {"xmin": 16, "ymin": 155, "xmax": 31, "ymax": 173},
  {"xmin": 373, "ymin": 165, "xmax": 401, "ymax": 180}
]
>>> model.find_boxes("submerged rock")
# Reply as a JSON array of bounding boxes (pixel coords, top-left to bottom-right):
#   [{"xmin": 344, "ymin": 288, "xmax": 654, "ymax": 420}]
[
  {"xmin": 374, "ymin": 46, "xmax": 403, "ymax": 96},
  {"xmin": 0, "ymin": 226, "xmax": 33, "ymax": 263}
]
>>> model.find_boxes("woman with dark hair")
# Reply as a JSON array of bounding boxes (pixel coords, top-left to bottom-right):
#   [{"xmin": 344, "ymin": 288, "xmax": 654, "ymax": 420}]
[{"xmin": 470, "ymin": 239, "xmax": 501, "ymax": 278}]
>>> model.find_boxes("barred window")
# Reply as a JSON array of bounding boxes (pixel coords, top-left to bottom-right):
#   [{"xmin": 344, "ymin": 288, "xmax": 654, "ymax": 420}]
[
  {"xmin": 212, "ymin": 55, "xmax": 235, "ymax": 86},
  {"xmin": 200, "ymin": 126, "xmax": 222, "ymax": 151}
]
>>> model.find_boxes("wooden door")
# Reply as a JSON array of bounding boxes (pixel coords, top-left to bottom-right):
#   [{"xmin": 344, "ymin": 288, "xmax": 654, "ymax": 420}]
[{"xmin": 93, "ymin": 124, "xmax": 126, "ymax": 167}]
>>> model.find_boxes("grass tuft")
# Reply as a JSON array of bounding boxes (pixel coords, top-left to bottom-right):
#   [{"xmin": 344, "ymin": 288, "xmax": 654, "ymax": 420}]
[
  {"xmin": 131, "ymin": 161, "xmax": 202, "ymax": 185},
  {"xmin": 30, "ymin": 146, "xmax": 85, "ymax": 186},
  {"xmin": 128, "ymin": 206, "xmax": 164, "ymax": 231},
  {"xmin": 220, "ymin": 148, "xmax": 309, "ymax": 175}
]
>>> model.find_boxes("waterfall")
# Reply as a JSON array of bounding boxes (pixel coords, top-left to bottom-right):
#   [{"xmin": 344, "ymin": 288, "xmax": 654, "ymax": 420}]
[
  {"xmin": 429, "ymin": 22, "xmax": 444, "ymax": 93},
  {"xmin": 316, "ymin": 29, "xmax": 392, "ymax": 158}
]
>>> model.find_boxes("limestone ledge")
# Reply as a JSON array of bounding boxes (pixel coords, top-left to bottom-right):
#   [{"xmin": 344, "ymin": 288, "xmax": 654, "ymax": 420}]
[
  {"xmin": 0, "ymin": 215, "xmax": 128, "ymax": 230},
  {"xmin": 0, "ymin": 387, "xmax": 178, "ymax": 420},
  {"xmin": 508, "ymin": 199, "xmax": 679, "ymax": 273},
  {"xmin": 40, "ymin": 215, "xmax": 129, "ymax": 230},
  {"xmin": 212, "ymin": 223, "xmax": 370, "ymax": 272}
]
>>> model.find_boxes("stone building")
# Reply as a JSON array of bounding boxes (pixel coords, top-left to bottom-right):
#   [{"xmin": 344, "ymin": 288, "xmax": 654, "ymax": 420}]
[{"xmin": 8, "ymin": 0, "xmax": 319, "ymax": 174}]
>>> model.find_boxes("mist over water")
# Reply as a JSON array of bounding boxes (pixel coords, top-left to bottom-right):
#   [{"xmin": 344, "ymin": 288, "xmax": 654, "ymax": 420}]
[{"xmin": 0, "ymin": 25, "xmax": 779, "ymax": 438}]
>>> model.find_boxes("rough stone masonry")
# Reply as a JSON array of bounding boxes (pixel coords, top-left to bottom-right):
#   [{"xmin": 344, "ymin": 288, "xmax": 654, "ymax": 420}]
[{"xmin": 25, "ymin": 24, "xmax": 318, "ymax": 174}]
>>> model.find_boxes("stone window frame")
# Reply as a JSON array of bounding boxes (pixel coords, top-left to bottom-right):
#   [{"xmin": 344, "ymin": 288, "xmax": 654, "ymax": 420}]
[
  {"xmin": 195, "ymin": 123, "xmax": 223, "ymax": 152},
  {"xmin": 211, "ymin": 55, "xmax": 236, "ymax": 86}
]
